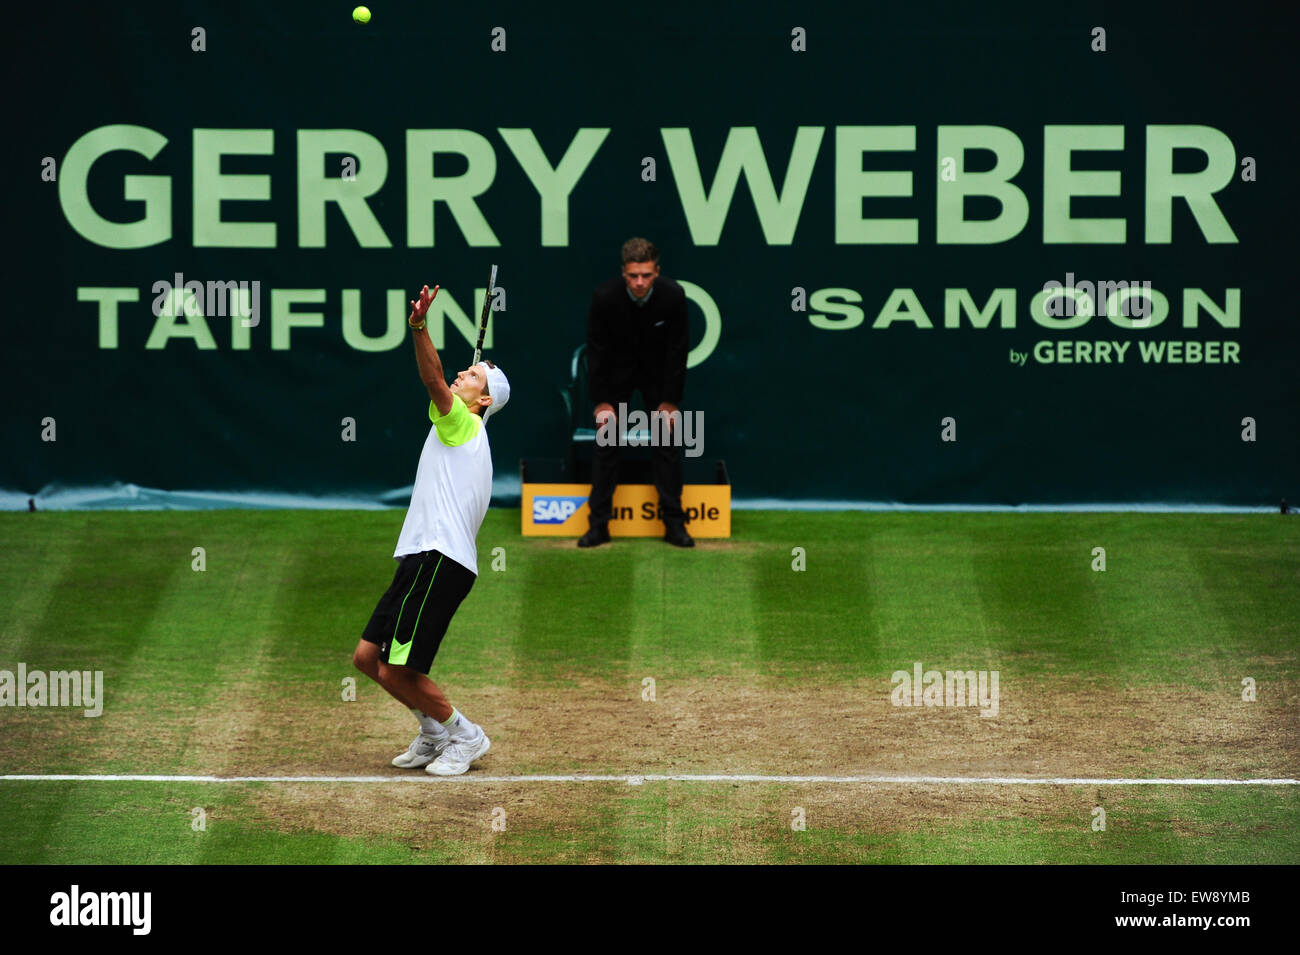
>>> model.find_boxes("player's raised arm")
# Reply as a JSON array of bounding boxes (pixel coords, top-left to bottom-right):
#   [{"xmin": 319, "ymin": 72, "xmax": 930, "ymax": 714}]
[{"xmin": 409, "ymin": 284, "xmax": 454, "ymax": 416}]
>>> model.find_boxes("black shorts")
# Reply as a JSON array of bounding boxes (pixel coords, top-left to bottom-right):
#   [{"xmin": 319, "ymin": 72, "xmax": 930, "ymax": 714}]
[{"xmin": 361, "ymin": 550, "xmax": 476, "ymax": 674}]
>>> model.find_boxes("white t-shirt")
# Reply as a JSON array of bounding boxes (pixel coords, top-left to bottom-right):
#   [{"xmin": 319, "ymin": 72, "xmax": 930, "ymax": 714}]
[{"xmin": 393, "ymin": 398, "xmax": 493, "ymax": 575}]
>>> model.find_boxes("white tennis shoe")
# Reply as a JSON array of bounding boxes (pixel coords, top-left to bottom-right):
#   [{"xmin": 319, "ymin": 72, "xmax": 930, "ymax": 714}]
[
  {"xmin": 392, "ymin": 733, "xmax": 449, "ymax": 769},
  {"xmin": 426, "ymin": 731, "xmax": 491, "ymax": 776}
]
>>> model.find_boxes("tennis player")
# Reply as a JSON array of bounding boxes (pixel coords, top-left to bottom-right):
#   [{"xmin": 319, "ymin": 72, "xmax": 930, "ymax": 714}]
[{"xmin": 350, "ymin": 283, "xmax": 509, "ymax": 776}]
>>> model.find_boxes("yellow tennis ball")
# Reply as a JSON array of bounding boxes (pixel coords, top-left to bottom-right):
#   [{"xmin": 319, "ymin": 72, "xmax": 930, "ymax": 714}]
[{"xmin": 352, "ymin": 6, "xmax": 371, "ymax": 24}]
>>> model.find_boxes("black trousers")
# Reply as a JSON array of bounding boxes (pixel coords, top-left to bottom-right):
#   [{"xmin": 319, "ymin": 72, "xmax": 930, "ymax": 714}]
[{"xmin": 587, "ymin": 393, "xmax": 686, "ymax": 527}]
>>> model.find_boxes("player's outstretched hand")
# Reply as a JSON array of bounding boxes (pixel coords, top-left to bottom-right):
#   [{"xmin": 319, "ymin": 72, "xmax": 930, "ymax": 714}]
[{"xmin": 409, "ymin": 284, "xmax": 440, "ymax": 323}]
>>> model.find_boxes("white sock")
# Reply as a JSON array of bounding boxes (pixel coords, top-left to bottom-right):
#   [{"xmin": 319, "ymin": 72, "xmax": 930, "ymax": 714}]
[
  {"xmin": 412, "ymin": 708, "xmax": 448, "ymax": 739},
  {"xmin": 440, "ymin": 707, "xmax": 479, "ymax": 741}
]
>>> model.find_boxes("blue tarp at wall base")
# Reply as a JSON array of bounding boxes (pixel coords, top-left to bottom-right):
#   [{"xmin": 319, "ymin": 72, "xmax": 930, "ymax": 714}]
[{"xmin": 0, "ymin": 484, "xmax": 1282, "ymax": 515}]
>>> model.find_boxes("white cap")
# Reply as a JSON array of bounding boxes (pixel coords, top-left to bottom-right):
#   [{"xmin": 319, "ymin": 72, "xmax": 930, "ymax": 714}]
[{"xmin": 479, "ymin": 363, "xmax": 510, "ymax": 424}]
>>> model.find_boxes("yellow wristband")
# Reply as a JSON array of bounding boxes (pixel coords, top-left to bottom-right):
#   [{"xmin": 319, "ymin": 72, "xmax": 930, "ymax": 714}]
[{"xmin": 409, "ymin": 318, "xmax": 427, "ymax": 330}]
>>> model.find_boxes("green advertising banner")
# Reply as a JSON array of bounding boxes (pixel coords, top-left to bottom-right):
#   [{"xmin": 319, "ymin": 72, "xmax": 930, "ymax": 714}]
[{"xmin": 4, "ymin": 1, "xmax": 1296, "ymax": 506}]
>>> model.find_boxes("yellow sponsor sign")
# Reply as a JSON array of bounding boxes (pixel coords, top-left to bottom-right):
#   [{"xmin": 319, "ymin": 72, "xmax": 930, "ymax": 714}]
[{"xmin": 522, "ymin": 483, "xmax": 731, "ymax": 537}]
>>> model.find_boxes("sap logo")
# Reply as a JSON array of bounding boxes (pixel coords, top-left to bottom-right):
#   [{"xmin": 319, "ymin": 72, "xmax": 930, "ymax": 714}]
[{"xmin": 532, "ymin": 496, "xmax": 586, "ymax": 524}]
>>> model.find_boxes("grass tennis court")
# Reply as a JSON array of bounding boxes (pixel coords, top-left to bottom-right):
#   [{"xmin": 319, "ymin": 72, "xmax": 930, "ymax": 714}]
[{"xmin": 1, "ymin": 510, "xmax": 1296, "ymax": 863}]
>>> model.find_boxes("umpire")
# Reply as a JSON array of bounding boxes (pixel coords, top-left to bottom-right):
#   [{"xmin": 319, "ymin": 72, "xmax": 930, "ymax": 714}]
[{"xmin": 579, "ymin": 238, "xmax": 694, "ymax": 548}]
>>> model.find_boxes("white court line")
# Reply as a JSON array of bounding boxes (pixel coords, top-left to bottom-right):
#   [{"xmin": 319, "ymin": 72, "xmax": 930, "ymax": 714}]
[{"xmin": 1, "ymin": 774, "xmax": 1297, "ymax": 785}]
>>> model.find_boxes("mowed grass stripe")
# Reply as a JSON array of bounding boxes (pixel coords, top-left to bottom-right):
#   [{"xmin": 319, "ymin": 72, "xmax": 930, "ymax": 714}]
[
  {"xmin": 0, "ymin": 517, "xmax": 80, "ymax": 859},
  {"xmin": 189, "ymin": 522, "xmax": 365, "ymax": 865},
  {"xmin": 6, "ymin": 781, "xmax": 1295, "ymax": 864},
  {"xmin": 173, "ymin": 523, "xmax": 303, "ymax": 775},
  {"xmin": 68, "ymin": 514, "xmax": 305, "ymax": 775},
  {"xmin": 1094, "ymin": 530, "xmax": 1235, "ymax": 691},
  {"xmin": 0, "ymin": 779, "xmax": 90, "ymax": 863},
  {"xmin": 615, "ymin": 540, "xmax": 762, "ymax": 861},
  {"xmin": 454, "ymin": 512, "xmax": 525, "ymax": 684},
  {"xmin": 964, "ymin": 514, "xmax": 1298, "ymax": 684},
  {"xmin": 868, "ymin": 524, "xmax": 995, "ymax": 672},
  {"xmin": 2, "ymin": 511, "xmax": 1293, "ymax": 692},
  {"xmin": 70, "ymin": 513, "xmax": 301, "ymax": 863},
  {"xmin": 1187, "ymin": 517, "xmax": 1300, "ymax": 665},
  {"xmin": 5, "ymin": 513, "xmax": 185, "ymax": 669},
  {"xmin": 0, "ymin": 513, "xmax": 82, "ymax": 655},
  {"xmin": 969, "ymin": 515, "xmax": 1111, "ymax": 677},
  {"xmin": 514, "ymin": 535, "xmax": 637, "ymax": 679},
  {"xmin": 753, "ymin": 512, "xmax": 879, "ymax": 673},
  {"xmin": 628, "ymin": 539, "xmax": 761, "ymax": 677},
  {"xmin": 0, "ymin": 782, "xmax": 434, "ymax": 864},
  {"xmin": 0, "ymin": 514, "xmax": 195, "ymax": 856},
  {"xmin": 628, "ymin": 543, "xmax": 672, "ymax": 675},
  {"xmin": 669, "ymin": 542, "xmax": 762, "ymax": 677}
]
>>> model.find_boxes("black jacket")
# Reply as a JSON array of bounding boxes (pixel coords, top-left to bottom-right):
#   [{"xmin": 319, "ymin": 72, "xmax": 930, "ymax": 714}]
[{"xmin": 586, "ymin": 276, "xmax": 688, "ymax": 407}]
